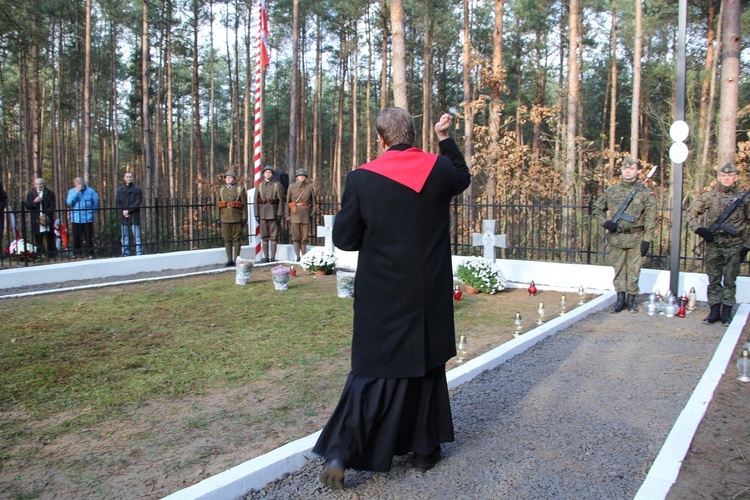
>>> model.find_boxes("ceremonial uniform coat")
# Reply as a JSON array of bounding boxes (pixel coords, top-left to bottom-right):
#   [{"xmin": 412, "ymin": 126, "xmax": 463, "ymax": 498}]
[
  {"xmin": 254, "ymin": 180, "xmax": 284, "ymax": 220},
  {"xmin": 286, "ymin": 180, "xmax": 315, "ymax": 223},
  {"xmin": 217, "ymin": 184, "xmax": 247, "ymax": 223},
  {"xmin": 332, "ymin": 139, "xmax": 471, "ymax": 379}
]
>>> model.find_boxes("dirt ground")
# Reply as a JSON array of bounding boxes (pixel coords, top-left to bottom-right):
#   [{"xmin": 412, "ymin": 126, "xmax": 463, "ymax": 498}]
[{"xmin": 1, "ymin": 275, "xmax": 749, "ymax": 499}]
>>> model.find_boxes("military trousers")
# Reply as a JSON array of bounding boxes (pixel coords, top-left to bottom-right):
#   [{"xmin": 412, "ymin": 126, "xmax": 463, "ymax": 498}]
[
  {"xmin": 704, "ymin": 244, "xmax": 741, "ymax": 307},
  {"xmin": 259, "ymin": 219, "xmax": 279, "ymax": 241},
  {"xmin": 221, "ymin": 221, "xmax": 243, "ymax": 261},
  {"xmin": 608, "ymin": 245, "xmax": 643, "ymax": 295}
]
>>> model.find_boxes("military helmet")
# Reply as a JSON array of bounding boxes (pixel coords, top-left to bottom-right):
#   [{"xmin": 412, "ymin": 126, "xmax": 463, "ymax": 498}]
[
  {"xmin": 295, "ymin": 168, "xmax": 308, "ymax": 177},
  {"xmin": 719, "ymin": 163, "xmax": 738, "ymax": 174},
  {"xmin": 224, "ymin": 169, "xmax": 237, "ymax": 178},
  {"xmin": 262, "ymin": 165, "xmax": 274, "ymax": 174},
  {"xmin": 621, "ymin": 156, "xmax": 636, "ymax": 168}
]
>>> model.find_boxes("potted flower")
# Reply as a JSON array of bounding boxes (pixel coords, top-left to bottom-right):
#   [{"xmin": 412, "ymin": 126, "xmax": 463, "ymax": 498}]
[
  {"xmin": 455, "ymin": 257, "xmax": 506, "ymax": 294},
  {"xmin": 300, "ymin": 248, "xmax": 336, "ymax": 275}
]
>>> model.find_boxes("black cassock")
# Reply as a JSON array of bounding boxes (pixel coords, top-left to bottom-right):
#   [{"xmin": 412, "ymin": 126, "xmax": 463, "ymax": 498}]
[{"xmin": 313, "ymin": 138, "xmax": 470, "ymax": 471}]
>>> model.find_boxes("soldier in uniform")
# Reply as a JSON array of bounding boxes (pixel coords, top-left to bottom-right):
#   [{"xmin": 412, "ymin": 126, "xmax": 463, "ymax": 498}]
[
  {"xmin": 253, "ymin": 165, "xmax": 285, "ymax": 262},
  {"xmin": 216, "ymin": 169, "xmax": 247, "ymax": 266},
  {"xmin": 592, "ymin": 156, "xmax": 657, "ymax": 313},
  {"xmin": 686, "ymin": 163, "xmax": 750, "ymax": 325},
  {"xmin": 286, "ymin": 168, "xmax": 316, "ymax": 261}
]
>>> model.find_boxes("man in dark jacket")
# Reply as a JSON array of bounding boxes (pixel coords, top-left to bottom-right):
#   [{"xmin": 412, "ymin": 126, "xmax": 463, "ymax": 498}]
[
  {"xmin": 313, "ymin": 108, "xmax": 471, "ymax": 489},
  {"xmin": 116, "ymin": 172, "xmax": 143, "ymax": 256},
  {"xmin": 24, "ymin": 178, "xmax": 57, "ymax": 258},
  {"xmin": 0, "ymin": 182, "xmax": 6, "ymax": 248}
]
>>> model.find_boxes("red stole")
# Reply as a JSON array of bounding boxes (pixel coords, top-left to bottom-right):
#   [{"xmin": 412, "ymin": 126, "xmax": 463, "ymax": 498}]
[{"xmin": 359, "ymin": 147, "xmax": 438, "ymax": 193}]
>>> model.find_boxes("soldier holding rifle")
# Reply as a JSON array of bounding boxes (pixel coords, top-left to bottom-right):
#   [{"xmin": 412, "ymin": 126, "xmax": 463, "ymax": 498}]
[
  {"xmin": 686, "ymin": 163, "xmax": 750, "ymax": 325},
  {"xmin": 593, "ymin": 156, "xmax": 657, "ymax": 313}
]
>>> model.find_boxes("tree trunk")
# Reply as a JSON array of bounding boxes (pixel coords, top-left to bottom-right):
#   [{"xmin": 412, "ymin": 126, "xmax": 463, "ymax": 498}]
[
  {"xmin": 390, "ymin": 0, "xmax": 407, "ymax": 110},
  {"xmin": 142, "ymin": 0, "xmax": 153, "ymax": 201},
  {"xmin": 421, "ymin": 7, "xmax": 433, "ymax": 150},
  {"xmin": 630, "ymin": 0, "xmax": 642, "ymax": 159},
  {"xmin": 83, "ymin": 0, "xmax": 92, "ymax": 182},
  {"xmin": 564, "ymin": 0, "xmax": 579, "ymax": 193},
  {"xmin": 487, "ymin": 0, "xmax": 503, "ymax": 203},
  {"xmin": 192, "ymin": 0, "xmax": 204, "ymax": 198},
  {"xmin": 716, "ymin": 0, "xmax": 739, "ymax": 168},
  {"xmin": 698, "ymin": 0, "xmax": 721, "ymax": 193},
  {"xmin": 288, "ymin": 0, "xmax": 300, "ymax": 176},
  {"xmin": 380, "ymin": 0, "xmax": 389, "ymax": 111},
  {"xmin": 462, "ymin": 0, "xmax": 473, "ymax": 208},
  {"xmin": 608, "ymin": 2, "xmax": 617, "ymax": 178}
]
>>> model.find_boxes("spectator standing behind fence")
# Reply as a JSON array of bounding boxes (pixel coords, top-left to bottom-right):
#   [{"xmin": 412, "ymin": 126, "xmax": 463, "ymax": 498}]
[
  {"xmin": 254, "ymin": 166, "xmax": 284, "ymax": 262},
  {"xmin": 592, "ymin": 156, "xmax": 657, "ymax": 314},
  {"xmin": 686, "ymin": 163, "xmax": 750, "ymax": 326},
  {"xmin": 116, "ymin": 172, "xmax": 143, "ymax": 257},
  {"xmin": 286, "ymin": 168, "xmax": 315, "ymax": 261},
  {"xmin": 216, "ymin": 169, "xmax": 247, "ymax": 267},
  {"xmin": 66, "ymin": 177, "xmax": 99, "ymax": 259},
  {"xmin": 24, "ymin": 178, "xmax": 57, "ymax": 258},
  {"xmin": 313, "ymin": 109, "xmax": 471, "ymax": 490},
  {"xmin": 0, "ymin": 182, "xmax": 6, "ymax": 247}
]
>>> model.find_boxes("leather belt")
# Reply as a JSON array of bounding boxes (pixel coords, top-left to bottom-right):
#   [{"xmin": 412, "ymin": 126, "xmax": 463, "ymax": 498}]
[
  {"xmin": 296, "ymin": 202, "xmax": 311, "ymax": 207},
  {"xmin": 259, "ymin": 199, "xmax": 279, "ymax": 204}
]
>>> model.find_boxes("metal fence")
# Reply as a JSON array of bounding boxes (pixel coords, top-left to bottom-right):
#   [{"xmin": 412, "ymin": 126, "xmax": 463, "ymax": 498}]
[{"xmin": 0, "ymin": 193, "xmax": 719, "ymax": 275}]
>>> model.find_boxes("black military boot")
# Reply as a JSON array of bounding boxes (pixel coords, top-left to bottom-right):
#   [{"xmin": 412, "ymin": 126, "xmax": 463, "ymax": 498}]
[
  {"xmin": 626, "ymin": 294, "xmax": 638, "ymax": 312},
  {"xmin": 611, "ymin": 292, "xmax": 626, "ymax": 313},
  {"xmin": 703, "ymin": 303, "xmax": 721, "ymax": 324},
  {"xmin": 721, "ymin": 305, "xmax": 733, "ymax": 326}
]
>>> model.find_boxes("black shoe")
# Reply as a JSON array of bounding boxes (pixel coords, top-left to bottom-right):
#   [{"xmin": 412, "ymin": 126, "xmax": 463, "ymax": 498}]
[
  {"xmin": 703, "ymin": 303, "xmax": 721, "ymax": 324},
  {"xmin": 261, "ymin": 258, "xmax": 269, "ymax": 263},
  {"xmin": 320, "ymin": 458, "xmax": 345, "ymax": 490},
  {"xmin": 412, "ymin": 445, "xmax": 441, "ymax": 471},
  {"xmin": 611, "ymin": 292, "xmax": 626, "ymax": 313},
  {"xmin": 626, "ymin": 294, "xmax": 638, "ymax": 312},
  {"xmin": 225, "ymin": 260, "xmax": 235, "ymax": 267},
  {"xmin": 721, "ymin": 304, "xmax": 733, "ymax": 326}
]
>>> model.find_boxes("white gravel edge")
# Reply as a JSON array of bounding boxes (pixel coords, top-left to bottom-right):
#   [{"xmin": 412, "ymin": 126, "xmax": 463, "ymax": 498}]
[
  {"xmin": 634, "ymin": 303, "xmax": 750, "ymax": 499},
  {"xmin": 164, "ymin": 292, "xmax": 619, "ymax": 500}
]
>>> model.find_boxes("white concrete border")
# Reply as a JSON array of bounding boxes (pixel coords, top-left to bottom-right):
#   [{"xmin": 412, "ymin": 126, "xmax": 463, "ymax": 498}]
[
  {"xmin": 163, "ymin": 292, "xmax": 617, "ymax": 500},
  {"xmin": 634, "ymin": 303, "xmax": 750, "ymax": 499}
]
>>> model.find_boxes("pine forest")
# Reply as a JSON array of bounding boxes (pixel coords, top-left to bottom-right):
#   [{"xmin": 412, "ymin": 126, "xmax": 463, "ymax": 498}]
[{"xmin": 0, "ymin": 0, "xmax": 748, "ymax": 210}]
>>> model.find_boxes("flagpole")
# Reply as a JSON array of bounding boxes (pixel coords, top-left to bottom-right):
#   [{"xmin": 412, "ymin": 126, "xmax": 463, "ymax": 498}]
[{"xmin": 251, "ymin": 0, "xmax": 268, "ymax": 260}]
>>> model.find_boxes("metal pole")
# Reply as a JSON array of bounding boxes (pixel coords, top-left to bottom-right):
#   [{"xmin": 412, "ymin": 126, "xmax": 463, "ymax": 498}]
[{"xmin": 669, "ymin": 0, "xmax": 687, "ymax": 294}]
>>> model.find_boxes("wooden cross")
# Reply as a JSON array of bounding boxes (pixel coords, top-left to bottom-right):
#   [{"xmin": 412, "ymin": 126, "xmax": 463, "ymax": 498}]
[
  {"xmin": 472, "ymin": 219, "xmax": 507, "ymax": 262},
  {"xmin": 317, "ymin": 214, "xmax": 336, "ymax": 253}
]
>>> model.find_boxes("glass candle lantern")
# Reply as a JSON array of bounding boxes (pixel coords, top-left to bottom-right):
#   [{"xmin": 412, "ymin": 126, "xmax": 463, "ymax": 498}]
[
  {"xmin": 687, "ymin": 287, "xmax": 697, "ymax": 311},
  {"xmin": 456, "ymin": 334, "xmax": 467, "ymax": 363},
  {"xmin": 737, "ymin": 349, "xmax": 750, "ymax": 382},
  {"xmin": 559, "ymin": 295, "xmax": 567, "ymax": 316},
  {"xmin": 578, "ymin": 286, "xmax": 586, "ymax": 305},
  {"xmin": 536, "ymin": 302, "xmax": 545, "ymax": 325},
  {"xmin": 513, "ymin": 312, "xmax": 523, "ymax": 337}
]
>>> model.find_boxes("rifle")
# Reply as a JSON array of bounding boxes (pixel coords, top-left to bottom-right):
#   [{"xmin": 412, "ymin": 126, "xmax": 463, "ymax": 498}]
[
  {"xmin": 692, "ymin": 190, "xmax": 750, "ymax": 256},
  {"xmin": 603, "ymin": 165, "xmax": 658, "ymax": 247}
]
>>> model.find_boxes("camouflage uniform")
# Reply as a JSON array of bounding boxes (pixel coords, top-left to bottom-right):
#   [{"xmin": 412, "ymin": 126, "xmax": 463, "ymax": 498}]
[
  {"xmin": 686, "ymin": 163, "xmax": 750, "ymax": 325},
  {"xmin": 592, "ymin": 159, "xmax": 657, "ymax": 312}
]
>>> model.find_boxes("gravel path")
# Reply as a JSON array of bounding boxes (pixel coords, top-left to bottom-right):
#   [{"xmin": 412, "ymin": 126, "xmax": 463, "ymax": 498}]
[{"xmin": 245, "ymin": 304, "xmax": 723, "ymax": 499}]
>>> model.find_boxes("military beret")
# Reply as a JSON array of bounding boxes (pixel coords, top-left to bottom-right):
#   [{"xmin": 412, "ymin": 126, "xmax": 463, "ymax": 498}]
[
  {"xmin": 719, "ymin": 163, "xmax": 737, "ymax": 174},
  {"xmin": 621, "ymin": 156, "xmax": 636, "ymax": 167}
]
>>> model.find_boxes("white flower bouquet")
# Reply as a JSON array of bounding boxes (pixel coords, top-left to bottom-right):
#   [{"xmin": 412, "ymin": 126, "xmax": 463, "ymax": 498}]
[
  {"xmin": 455, "ymin": 257, "xmax": 506, "ymax": 294},
  {"xmin": 300, "ymin": 247, "xmax": 336, "ymax": 273},
  {"xmin": 6, "ymin": 239, "xmax": 37, "ymax": 258}
]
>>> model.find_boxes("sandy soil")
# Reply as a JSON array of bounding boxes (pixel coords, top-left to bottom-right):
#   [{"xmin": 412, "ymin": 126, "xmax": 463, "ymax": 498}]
[{"xmin": 0, "ymin": 271, "xmax": 748, "ymax": 499}]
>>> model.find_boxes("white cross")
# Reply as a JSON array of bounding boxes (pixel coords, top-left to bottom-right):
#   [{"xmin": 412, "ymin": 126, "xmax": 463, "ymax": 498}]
[
  {"xmin": 472, "ymin": 219, "xmax": 507, "ymax": 262},
  {"xmin": 317, "ymin": 214, "xmax": 336, "ymax": 253}
]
